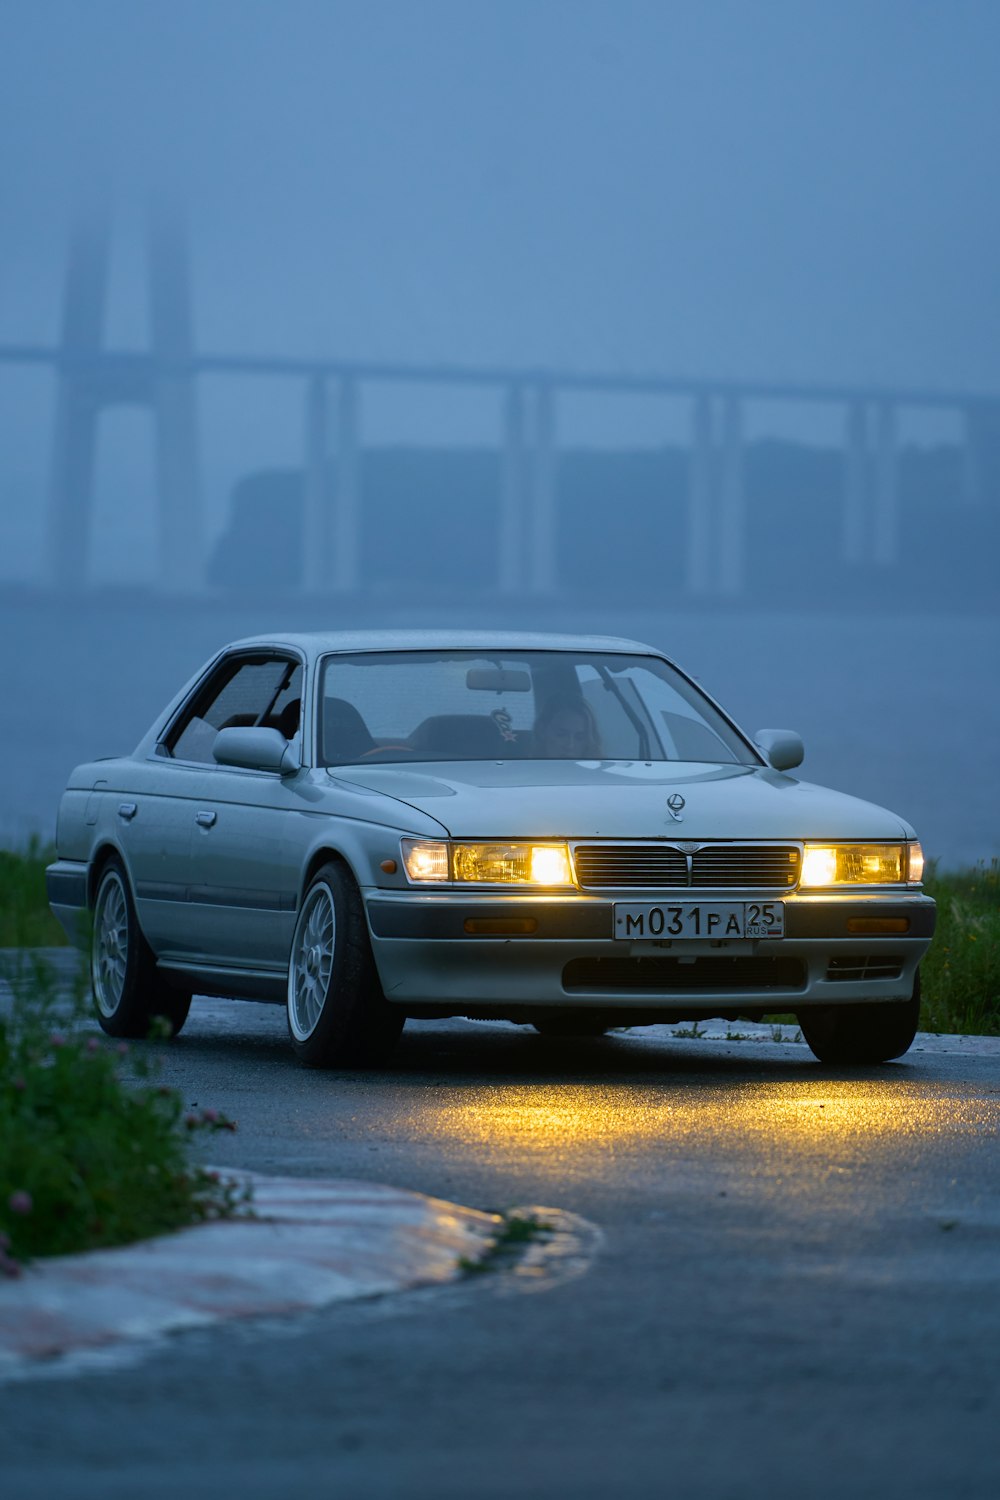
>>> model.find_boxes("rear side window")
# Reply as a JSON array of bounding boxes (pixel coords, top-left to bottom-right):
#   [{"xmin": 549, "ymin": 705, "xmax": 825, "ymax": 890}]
[{"xmin": 166, "ymin": 656, "xmax": 300, "ymax": 764}]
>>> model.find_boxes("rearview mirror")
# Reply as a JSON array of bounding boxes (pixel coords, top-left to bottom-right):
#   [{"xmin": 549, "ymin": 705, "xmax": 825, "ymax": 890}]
[
  {"xmin": 213, "ymin": 726, "xmax": 299, "ymax": 775},
  {"xmin": 754, "ymin": 728, "xmax": 804, "ymax": 772},
  {"xmin": 466, "ymin": 667, "xmax": 531, "ymax": 693}
]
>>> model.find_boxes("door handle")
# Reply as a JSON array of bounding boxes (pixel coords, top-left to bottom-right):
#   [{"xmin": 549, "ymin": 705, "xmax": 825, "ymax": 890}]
[
  {"xmin": 195, "ymin": 810, "xmax": 217, "ymax": 829},
  {"xmin": 118, "ymin": 802, "xmax": 137, "ymax": 821}
]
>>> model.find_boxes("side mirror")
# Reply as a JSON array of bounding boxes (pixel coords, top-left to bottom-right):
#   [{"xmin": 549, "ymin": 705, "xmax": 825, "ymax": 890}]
[
  {"xmin": 754, "ymin": 728, "xmax": 804, "ymax": 772},
  {"xmin": 213, "ymin": 726, "xmax": 299, "ymax": 775}
]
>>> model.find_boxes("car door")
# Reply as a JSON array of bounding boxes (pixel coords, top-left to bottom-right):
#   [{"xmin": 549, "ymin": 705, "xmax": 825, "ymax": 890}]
[
  {"xmin": 113, "ymin": 757, "xmax": 212, "ymax": 960},
  {"xmin": 148, "ymin": 650, "xmax": 304, "ymax": 968},
  {"xmin": 170, "ymin": 652, "xmax": 306, "ymax": 971}
]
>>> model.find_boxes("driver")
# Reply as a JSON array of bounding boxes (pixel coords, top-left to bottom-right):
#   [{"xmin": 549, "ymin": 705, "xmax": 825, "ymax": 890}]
[{"xmin": 532, "ymin": 694, "xmax": 602, "ymax": 758}]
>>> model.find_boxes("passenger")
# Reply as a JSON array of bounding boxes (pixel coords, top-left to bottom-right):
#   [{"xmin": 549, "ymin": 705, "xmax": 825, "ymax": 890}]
[{"xmin": 533, "ymin": 695, "xmax": 602, "ymax": 758}]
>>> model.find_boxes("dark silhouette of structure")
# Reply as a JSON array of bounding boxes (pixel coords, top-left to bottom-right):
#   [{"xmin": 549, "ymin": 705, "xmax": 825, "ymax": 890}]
[{"xmin": 0, "ymin": 206, "xmax": 997, "ymax": 597}]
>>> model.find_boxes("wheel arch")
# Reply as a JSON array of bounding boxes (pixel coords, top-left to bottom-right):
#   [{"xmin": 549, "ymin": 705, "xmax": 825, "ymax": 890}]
[
  {"xmin": 299, "ymin": 844, "xmax": 358, "ymax": 905},
  {"xmin": 87, "ymin": 840, "xmax": 131, "ymax": 906}
]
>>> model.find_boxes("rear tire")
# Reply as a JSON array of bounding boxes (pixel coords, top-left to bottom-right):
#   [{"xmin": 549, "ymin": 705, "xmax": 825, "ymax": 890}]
[
  {"xmin": 91, "ymin": 857, "xmax": 191, "ymax": 1038},
  {"xmin": 287, "ymin": 861, "xmax": 404, "ymax": 1068},
  {"xmin": 798, "ymin": 973, "xmax": 921, "ymax": 1065}
]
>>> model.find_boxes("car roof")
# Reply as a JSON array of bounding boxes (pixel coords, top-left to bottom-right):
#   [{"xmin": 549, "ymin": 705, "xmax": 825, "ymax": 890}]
[{"xmin": 223, "ymin": 629, "xmax": 665, "ymax": 658}]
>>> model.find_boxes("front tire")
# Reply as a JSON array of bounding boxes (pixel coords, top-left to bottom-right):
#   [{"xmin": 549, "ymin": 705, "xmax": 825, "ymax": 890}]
[
  {"xmin": 798, "ymin": 973, "xmax": 921, "ymax": 1065},
  {"xmin": 91, "ymin": 857, "xmax": 191, "ymax": 1038},
  {"xmin": 287, "ymin": 861, "xmax": 404, "ymax": 1068}
]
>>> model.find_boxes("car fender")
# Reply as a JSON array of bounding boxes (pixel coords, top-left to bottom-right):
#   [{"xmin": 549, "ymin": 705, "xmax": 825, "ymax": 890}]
[{"xmin": 293, "ymin": 813, "xmax": 430, "ymax": 911}]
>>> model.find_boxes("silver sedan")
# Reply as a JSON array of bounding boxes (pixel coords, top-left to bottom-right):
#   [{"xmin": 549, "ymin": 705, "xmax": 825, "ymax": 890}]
[{"xmin": 47, "ymin": 630, "xmax": 936, "ymax": 1066}]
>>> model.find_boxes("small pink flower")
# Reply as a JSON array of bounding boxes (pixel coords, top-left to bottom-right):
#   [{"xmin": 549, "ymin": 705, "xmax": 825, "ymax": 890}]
[
  {"xmin": 201, "ymin": 1108, "xmax": 219, "ymax": 1124},
  {"xmin": 117, "ymin": 1043, "xmax": 129, "ymax": 1057},
  {"xmin": 49, "ymin": 1032, "xmax": 66, "ymax": 1049},
  {"xmin": 8, "ymin": 1191, "xmax": 33, "ymax": 1216},
  {"xmin": 86, "ymin": 1037, "xmax": 100, "ymax": 1054},
  {"xmin": 183, "ymin": 1113, "xmax": 199, "ymax": 1129}
]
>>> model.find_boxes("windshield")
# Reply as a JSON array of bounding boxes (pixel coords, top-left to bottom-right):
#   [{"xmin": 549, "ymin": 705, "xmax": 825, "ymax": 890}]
[{"xmin": 317, "ymin": 650, "xmax": 756, "ymax": 766}]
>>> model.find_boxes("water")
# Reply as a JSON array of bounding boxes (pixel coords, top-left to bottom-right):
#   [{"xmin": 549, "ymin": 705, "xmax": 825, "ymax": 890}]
[{"xmin": 1, "ymin": 596, "xmax": 996, "ymax": 869}]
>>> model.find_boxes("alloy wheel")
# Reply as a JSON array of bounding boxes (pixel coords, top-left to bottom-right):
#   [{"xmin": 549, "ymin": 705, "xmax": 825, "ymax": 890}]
[
  {"xmin": 92, "ymin": 870, "xmax": 129, "ymax": 1018},
  {"xmin": 288, "ymin": 881, "xmax": 336, "ymax": 1040}
]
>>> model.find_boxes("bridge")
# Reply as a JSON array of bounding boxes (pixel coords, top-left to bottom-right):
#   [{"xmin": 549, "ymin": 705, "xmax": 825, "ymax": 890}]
[{"xmin": 1, "ymin": 209, "xmax": 997, "ymax": 596}]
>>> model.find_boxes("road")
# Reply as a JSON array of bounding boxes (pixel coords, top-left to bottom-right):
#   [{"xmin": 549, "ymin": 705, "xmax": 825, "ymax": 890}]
[{"xmin": 4, "ymin": 991, "xmax": 1000, "ymax": 1499}]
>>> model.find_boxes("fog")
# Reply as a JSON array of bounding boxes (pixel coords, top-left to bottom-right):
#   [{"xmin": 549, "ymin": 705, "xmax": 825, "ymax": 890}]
[{"xmin": 0, "ymin": 0, "xmax": 998, "ymax": 863}]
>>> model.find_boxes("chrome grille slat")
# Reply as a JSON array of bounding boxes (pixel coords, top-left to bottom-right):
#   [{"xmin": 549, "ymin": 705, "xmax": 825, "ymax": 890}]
[{"xmin": 573, "ymin": 843, "xmax": 800, "ymax": 890}]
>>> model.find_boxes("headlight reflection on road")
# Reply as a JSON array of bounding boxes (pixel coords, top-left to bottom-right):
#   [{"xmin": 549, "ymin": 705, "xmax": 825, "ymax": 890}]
[{"xmin": 416, "ymin": 1082, "xmax": 996, "ymax": 1167}]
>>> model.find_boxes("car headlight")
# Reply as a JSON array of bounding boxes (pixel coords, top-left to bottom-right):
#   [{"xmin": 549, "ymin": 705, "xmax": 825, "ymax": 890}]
[
  {"xmin": 401, "ymin": 839, "xmax": 574, "ymax": 886},
  {"xmin": 800, "ymin": 842, "xmax": 923, "ymax": 887}
]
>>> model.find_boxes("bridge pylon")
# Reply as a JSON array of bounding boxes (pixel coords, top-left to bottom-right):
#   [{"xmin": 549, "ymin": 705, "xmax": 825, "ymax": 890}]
[{"xmin": 47, "ymin": 201, "xmax": 203, "ymax": 592}]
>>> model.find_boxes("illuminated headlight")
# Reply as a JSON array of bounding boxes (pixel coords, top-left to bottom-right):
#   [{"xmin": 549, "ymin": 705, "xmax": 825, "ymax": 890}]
[
  {"xmin": 400, "ymin": 840, "xmax": 450, "ymax": 882},
  {"xmin": 800, "ymin": 843, "xmax": 922, "ymax": 887},
  {"xmin": 401, "ymin": 839, "xmax": 574, "ymax": 886}
]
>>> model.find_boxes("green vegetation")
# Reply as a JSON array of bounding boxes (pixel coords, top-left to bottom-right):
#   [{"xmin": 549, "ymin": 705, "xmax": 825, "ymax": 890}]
[
  {"xmin": 920, "ymin": 861, "xmax": 1000, "ymax": 1036},
  {"xmin": 0, "ymin": 839, "xmax": 67, "ymax": 948},
  {"xmin": 459, "ymin": 1210, "xmax": 554, "ymax": 1275},
  {"xmin": 0, "ymin": 954, "xmax": 247, "ymax": 1275}
]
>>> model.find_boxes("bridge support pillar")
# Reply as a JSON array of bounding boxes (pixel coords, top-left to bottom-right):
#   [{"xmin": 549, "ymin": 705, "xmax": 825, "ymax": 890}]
[
  {"xmin": 528, "ymin": 384, "xmax": 558, "ymax": 595},
  {"xmin": 684, "ymin": 393, "xmax": 746, "ymax": 596},
  {"xmin": 47, "ymin": 201, "xmax": 203, "ymax": 593},
  {"xmin": 302, "ymin": 375, "xmax": 330, "ymax": 593},
  {"xmin": 499, "ymin": 384, "xmax": 527, "ymax": 594},
  {"xmin": 872, "ymin": 400, "xmax": 899, "ymax": 567},
  {"xmin": 842, "ymin": 400, "xmax": 869, "ymax": 565},
  {"xmin": 717, "ymin": 395, "xmax": 745, "ymax": 595},
  {"xmin": 302, "ymin": 375, "xmax": 361, "ymax": 593},
  {"xmin": 686, "ymin": 393, "xmax": 715, "ymax": 596},
  {"xmin": 48, "ymin": 210, "xmax": 109, "ymax": 592},
  {"xmin": 332, "ymin": 378, "xmax": 361, "ymax": 593},
  {"xmin": 148, "ymin": 206, "xmax": 203, "ymax": 592}
]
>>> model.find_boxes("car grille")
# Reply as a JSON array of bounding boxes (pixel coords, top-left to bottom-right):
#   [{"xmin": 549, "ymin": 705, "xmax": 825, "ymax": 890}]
[
  {"xmin": 572, "ymin": 843, "xmax": 800, "ymax": 890},
  {"xmin": 826, "ymin": 955, "xmax": 904, "ymax": 982},
  {"xmin": 563, "ymin": 956, "xmax": 806, "ymax": 992}
]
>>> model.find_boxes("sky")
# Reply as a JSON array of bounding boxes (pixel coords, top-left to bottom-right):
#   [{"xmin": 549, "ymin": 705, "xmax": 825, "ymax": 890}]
[{"xmin": 1, "ymin": 0, "xmax": 999, "ymax": 576}]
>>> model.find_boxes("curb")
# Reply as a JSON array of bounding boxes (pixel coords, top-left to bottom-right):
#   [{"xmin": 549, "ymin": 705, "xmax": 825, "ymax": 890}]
[{"xmin": 0, "ymin": 1171, "xmax": 499, "ymax": 1377}]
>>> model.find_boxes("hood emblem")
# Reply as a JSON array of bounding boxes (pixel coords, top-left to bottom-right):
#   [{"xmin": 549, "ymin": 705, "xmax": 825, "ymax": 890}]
[{"xmin": 666, "ymin": 793, "xmax": 686, "ymax": 822}]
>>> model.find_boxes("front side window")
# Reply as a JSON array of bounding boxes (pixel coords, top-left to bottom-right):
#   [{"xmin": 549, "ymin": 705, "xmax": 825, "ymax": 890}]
[
  {"xmin": 166, "ymin": 656, "xmax": 301, "ymax": 763},
  {"xmin": 317, "ymin": 651, "xmax": 754, "ymax": 766}
]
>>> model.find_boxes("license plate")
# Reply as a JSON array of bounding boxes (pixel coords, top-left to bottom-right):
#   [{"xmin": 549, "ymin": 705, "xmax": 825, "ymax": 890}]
[{"xmin": 614, "ymin": 901, "xmax": 784, "ymax": 940}]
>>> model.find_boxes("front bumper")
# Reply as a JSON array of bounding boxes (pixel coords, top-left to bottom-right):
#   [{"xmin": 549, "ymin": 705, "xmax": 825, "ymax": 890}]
[{"xmin": 365, "ymin": 889, "xmax": 936, "ymax": 1014}]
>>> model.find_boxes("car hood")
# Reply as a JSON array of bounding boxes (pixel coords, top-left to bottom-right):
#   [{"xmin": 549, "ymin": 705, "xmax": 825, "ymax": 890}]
[{"xmin": 330, "ymin": 761, "xmax": 914, "ymax": 841}]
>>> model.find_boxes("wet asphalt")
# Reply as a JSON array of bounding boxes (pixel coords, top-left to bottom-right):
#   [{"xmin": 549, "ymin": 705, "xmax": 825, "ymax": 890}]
[{"xmin": 3, "ymin": 991, "xmax": 1000, "ymax": 1500}]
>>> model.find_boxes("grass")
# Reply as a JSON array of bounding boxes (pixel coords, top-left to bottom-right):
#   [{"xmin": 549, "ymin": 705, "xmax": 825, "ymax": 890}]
[
  {"xmin": 0, "ymin": 838, "xmax": 67, "ymax": 948},
  {"xmin": 458, "ymin": 1211, "xmax": 554, "ymax": 1275},
  {"xmin": 2, "ymin": 845, "xmax": 998, "ymax": 1033},
  {"xmin": 920, "ymin": 861, "xmax": 1000, "ymax": 1036},
  {"xmin": 0, "ymin": 952, "xmax": 247, "ymax": 1274}
]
